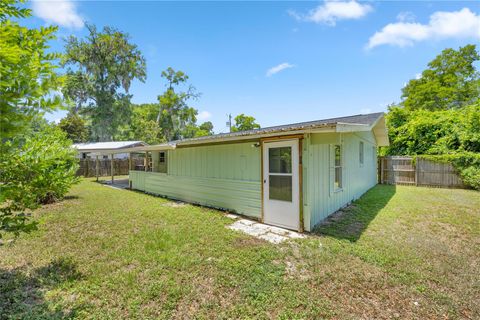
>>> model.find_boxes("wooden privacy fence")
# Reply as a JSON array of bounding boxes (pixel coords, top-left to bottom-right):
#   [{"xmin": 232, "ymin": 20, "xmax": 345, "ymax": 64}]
[
  {"xmin": 378, "ymin": 156, "xmax": 465, "ymax": 188},
  {"xmin": 77, "ymin": 158, "xmax": 144, "ymax": 177}
]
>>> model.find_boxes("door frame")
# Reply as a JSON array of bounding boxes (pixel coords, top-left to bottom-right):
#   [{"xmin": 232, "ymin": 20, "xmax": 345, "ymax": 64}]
[{"xmin": 260, "ymin": 135, "xmax": 304, "ymax": 232}]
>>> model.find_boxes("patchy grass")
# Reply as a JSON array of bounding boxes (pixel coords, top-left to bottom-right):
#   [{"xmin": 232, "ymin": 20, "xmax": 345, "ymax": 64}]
[{"xmin": 1, "ymin": 180, "xmax": 479, "ymax": 319}]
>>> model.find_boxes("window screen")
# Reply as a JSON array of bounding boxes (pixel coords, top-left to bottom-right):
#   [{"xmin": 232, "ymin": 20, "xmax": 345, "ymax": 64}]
[{"xmin": 334, "ymin": 145, "xmax": 342, "ymax": 190}]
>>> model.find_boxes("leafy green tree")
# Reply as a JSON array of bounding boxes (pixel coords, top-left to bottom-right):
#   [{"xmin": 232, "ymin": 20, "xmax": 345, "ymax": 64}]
[
  {"xmin": 0, "ymin": 0, "xmax": 79, "ymax": 239},
  {"xmin": 157, "ymin": 67, "xmax": 200, "ymax": 141},
  {"xmin": 58, "ymin": 112, "xmax": 89, "ymax": 143},
  {"xmin": 401, "ymin": 44, "xmax": 480, "ymax": 111},
  {"xmin": 182, "ymin": 124, "xmax": 201, "ymax": 139},
  {"xmin": 198, "ymin": 121, "xmax": 214, "ymax": 136},
  {"xmin": 62, "ymin": 71, "xmax": 90, "ymax": 113},
  {"xmin": 385, "ymin": 103, "xmax": 480, "ymax": 156},
  {"xmin": 120, "ymin": 103, "xmax": 165, "ymax": 144},
  {"xmin": 179, "ymin": 121, "xmax": 214, "ymax": 138},
  {"xmin": 0, "ymin": 0, "xmax": 29, "ymax": 20},
  {"xmin": 1, "ymin": 125, "xmax": 79, "ymax": 239},
  {"xmin": 0, "ymin": 0, "xmax": 62, "ymax": 143},
  {"xmin": 231, "ymin": 114, "xmax": 260, "ymax": 132},
  {"xmin": 384, "ymin": 44, "xmax": 480, "ymax": 190},
  {"xmin": 62, "ymin": 24, "xmax": 147, "ymax": 141}
]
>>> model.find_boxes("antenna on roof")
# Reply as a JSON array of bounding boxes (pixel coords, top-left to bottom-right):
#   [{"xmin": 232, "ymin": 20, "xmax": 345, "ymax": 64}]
[{"xmin": 226, "ymin": 113, "xmax": 232, "ymax": 133}]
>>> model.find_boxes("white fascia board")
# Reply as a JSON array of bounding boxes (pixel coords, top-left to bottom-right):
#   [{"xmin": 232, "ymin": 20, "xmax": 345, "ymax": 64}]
[
  {"xmin": 335, "ymin": 123, "xmax": 371, "ymax": 132},
  {"xmin": 78, "ymin": 144, "xmax": 175, "ymax": 154},
  {"xmin": 177, "ymin": 127, "xmax": 336, "ymax": 147},
  {"xmin": 122, "ymin": 144, "xmax": 176, "ymax": 153},
  {"xmin": 371, "ymin": 115, "xmax": 390, "ymax": 147}
]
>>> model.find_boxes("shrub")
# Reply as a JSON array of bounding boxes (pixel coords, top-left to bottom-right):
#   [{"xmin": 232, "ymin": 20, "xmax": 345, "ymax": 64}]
[
  {"xmin": 460, "ymin": 167, "xmax": 480, "ymax": 190},
  {"xmin": 0, "ymin": 125, "xmax": 79, "ymax": 238},
  {"xmin": 385, "ymin": 103, "xmax": 480, "ymax": 156}
]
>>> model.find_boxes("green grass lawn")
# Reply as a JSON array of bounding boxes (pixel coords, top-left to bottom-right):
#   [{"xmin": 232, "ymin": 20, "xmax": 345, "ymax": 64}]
[{"xmin": 1, "ymin": 179, "xmax": 479, "ymax": 319}]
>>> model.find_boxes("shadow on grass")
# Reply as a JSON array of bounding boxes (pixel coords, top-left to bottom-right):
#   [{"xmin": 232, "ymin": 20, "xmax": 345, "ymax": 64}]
[
  {"xmin": 0, "ymin": 257, "xmax": 84, "ymax": 319},
  {"xmin": 313, "ymin": 184, "xmax": 396, "ymax": 242},
  {"xmin": 63, "ymin": 195, "xmax": 80, "ymax": 201}
]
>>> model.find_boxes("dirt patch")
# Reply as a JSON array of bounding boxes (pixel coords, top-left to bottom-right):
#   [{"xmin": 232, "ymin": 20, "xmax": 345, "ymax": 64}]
[
  {"xmin": 232, "ymin": 236, "xmax": 265, "ymax": 248},
  {"xmin": 316, "ymin": 204, "xmax": 356, "ymax": 225},
  {"xmin": 162, "ymin": 201, "xmax": 187, "ymax": 208},
  {"xmin": 344, "ymin": 221, "xmax": 365, "ymax": 235}
]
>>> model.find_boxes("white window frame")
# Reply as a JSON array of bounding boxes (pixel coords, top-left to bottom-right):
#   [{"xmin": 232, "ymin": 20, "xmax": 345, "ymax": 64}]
[
  {"xmin": 333, "ymin": 144, "xmax": 343, "ymax": 192},
  {"xmin": 159, "ymin": 151, "xmax": 166, "ymax": 164}
]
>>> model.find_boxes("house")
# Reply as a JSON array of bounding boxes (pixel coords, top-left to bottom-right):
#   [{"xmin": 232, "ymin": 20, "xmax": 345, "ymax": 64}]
[
  {"xmin": 125, "ymin": 113, "xmax": 389, "ymax": 232},
  {"xmin": 73, "ymin": 141, "xmax": 147, "ymax": 159}
]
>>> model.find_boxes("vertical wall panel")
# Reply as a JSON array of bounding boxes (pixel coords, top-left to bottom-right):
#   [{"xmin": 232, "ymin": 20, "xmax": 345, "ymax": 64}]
[
  {"xmin": 305, "ymin": 131, "xmax": 378, "ymax": 230},
  {"xmin": 130, "ymin": 142, "xmax": 262, "ymax": 218},
  {"xmin": 166, "ymin": 143, "xmax": 261, "ymax": 180}
]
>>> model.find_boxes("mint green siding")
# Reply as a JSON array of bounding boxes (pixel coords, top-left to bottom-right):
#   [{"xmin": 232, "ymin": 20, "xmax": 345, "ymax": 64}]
[
  {"xmin": 130, "ymin": 142, "xmax": 262, "ymax": 218},
  {"xmin": 168, "ymin": 143, "xmax": 260, "ymax": 181},
  {"xmin": 302, "ymin": 132, "xmax": 378, "ymax": 231},
  {"xmin": 151, "ymin": 151, "xmax": 167, "ymax": 173},
  {"xmin": 130, "ymin": 132, "xmax": 379, "ymax": 230}
]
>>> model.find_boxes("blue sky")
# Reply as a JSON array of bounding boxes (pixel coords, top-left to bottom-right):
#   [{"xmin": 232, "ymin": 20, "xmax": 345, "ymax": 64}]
[{"xmin": 28, "ymin": 1, "xmax": 480, "ymax": 133}]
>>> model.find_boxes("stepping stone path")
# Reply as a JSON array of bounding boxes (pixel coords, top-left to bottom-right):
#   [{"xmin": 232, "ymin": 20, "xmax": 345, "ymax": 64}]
[{"xmin": 227, "ymin": 215, "xmax": 306, "ymax": 244}]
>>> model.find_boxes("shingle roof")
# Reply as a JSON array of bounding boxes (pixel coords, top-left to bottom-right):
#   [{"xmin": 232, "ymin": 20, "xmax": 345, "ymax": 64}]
[
  {"xmin": 100, "ymin": 112, "xmax": 388, "ymax": 153},
  {"xmin": 173, "ymin": 112, "xmax": 385, "ymax": 145}
]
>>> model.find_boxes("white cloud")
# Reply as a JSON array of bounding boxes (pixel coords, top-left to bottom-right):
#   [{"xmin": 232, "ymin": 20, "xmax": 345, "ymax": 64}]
[
  {"xmin": 32, "ymin": 0, "xmax": 84, "ymax": 29},
  {"xmin": 266, "ymin": 63, "xmax": 295, "ymax": 77},
  {"xmin": 415, "ymin": 73, "xmax": 422, "ymax": 80},
  {"xmin": 290, "ymin": 1, "xmax": 372, "ymax": 26},
  {"xmin": 367, "ymin": 8, "xmax": 480, "ymax": 49},
  {"xmin": 197, "ymin": 111, "xmax": 212, "ymax": 121},
  {"xmin": 396, "ymin": 11, "xmax": 416, "ymax": 23}
]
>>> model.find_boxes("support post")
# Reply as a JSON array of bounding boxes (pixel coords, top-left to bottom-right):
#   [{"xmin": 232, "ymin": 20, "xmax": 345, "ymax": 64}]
[
  {"xmin": 111, "ymin": 153, "xmax": 114, "ymax": 184},
  {"xmin": 415, "ymin": 157, "xmax": 419, "ymax": 186},
  {"xmin": 298, "ymin": 138, "xmax": 304, "ymax": 233},
  {"xmin": 380, "ymin": 157, "xmax": 384, "ymax": 184},
  {"xmin": 144, "ymin": 152, "xmax": 147, "ymax": 171},
  {"xmin": 96, "ymin": 155, "xmax": 99, "ymax": 182},
  {"xmin": 128, "ymin": 153, "xmax": 133, "ymax": 189}
]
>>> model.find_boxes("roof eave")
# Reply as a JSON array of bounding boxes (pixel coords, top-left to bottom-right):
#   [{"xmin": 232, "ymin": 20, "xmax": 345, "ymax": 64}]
[
  {"xmin": 74, "ymin": 141, "xmax": 148, "ymax": 152},
  {"xmin": 370, "ymin": 114, "xmax": 390, "ymax": 147},
  {"xmin": 178, "ymin": 125, "xmax": 338, "ymax": 147},
  {"xmin": 95, "ymin": 113, "xmax": 390, "ymax": 152}
]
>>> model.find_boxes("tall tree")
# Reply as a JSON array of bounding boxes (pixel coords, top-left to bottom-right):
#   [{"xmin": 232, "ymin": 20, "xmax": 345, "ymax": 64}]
[
  {"xmin": 198, "ymin": 121, "xmax": 214, "ymax": 136},
  {"xmin": 62, "ymin": 24, "xmax": 147, "ymax": 141},
  {"xmin": 0, "ymin": 0, "xmax": 78, "ymax": 239},
  {"xmin": 231, "ymin": 114, "xmax": 260, "ymax": 132},
  {"xmin": 156, "ymin": 67, "xmax": 200, "ymax": 141},
  {"xmin": 119, "ymin": 103, "xmax": 165, "ymax": 144},
  {"xmin": 0, "ymin": 0, "xmax": 62, "ymax": 143},
  {"xmin": 181, "ymin": 121, "xmax": 214, "ymax": 138},
  {"xmin": 58, "ymin": 112, "xmax": 89, "ymax": 143},
  {"xmin": 401, "ymin": 44, "xmax": 480, "ymax": 111}
]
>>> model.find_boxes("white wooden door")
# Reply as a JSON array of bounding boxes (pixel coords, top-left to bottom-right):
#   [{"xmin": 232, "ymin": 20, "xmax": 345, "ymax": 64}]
[{"xmin": 263, "ymin": 139, "xmax": 299, "ymax": 230}]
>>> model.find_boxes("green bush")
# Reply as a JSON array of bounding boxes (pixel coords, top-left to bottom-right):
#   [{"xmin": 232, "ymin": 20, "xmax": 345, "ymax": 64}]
[
  {"xmin": 0, "ymin": 125, "xmax": 79, "ymax": 238},
  {"xmin": 385, "ymin": 103, "xmax": 480, "ymax": 156},
  {"xmin": 460, "ymin": 167, "xmax": 480, "ymax": 190}
]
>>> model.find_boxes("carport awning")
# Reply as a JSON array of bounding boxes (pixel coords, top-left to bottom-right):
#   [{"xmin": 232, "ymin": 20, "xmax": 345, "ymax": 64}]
[
  {"xmin": 78, "ymin": 145, "xmax": 176, "ymax": 156},
  {"xmin": 73, "ymin": 141, "xmax": 156, "ymax": 155}
]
